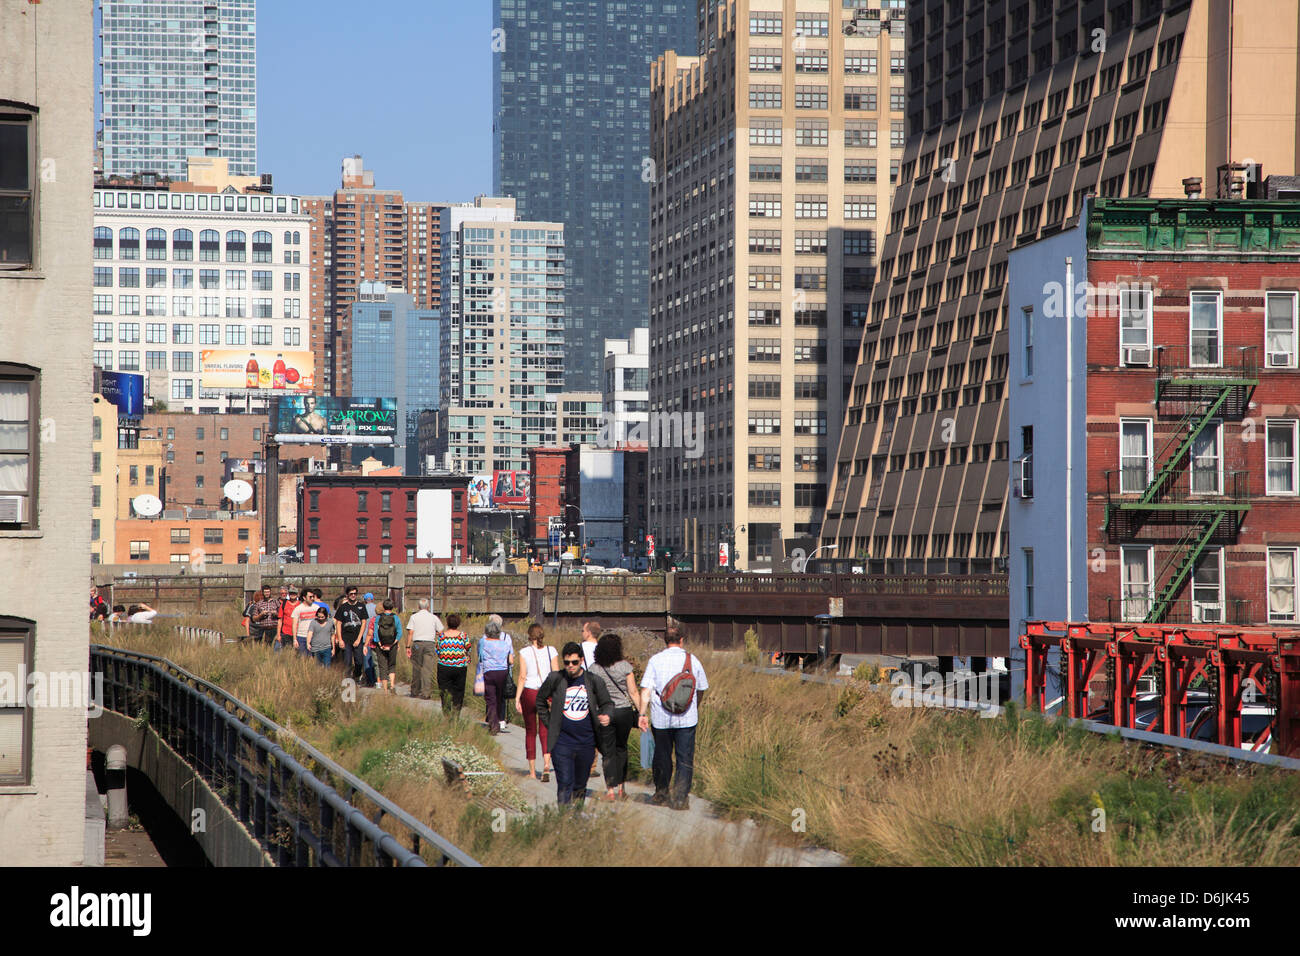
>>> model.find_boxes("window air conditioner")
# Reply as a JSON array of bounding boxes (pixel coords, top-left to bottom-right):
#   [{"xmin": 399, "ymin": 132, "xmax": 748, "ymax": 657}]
[
  {"xmin": 0, "ymin": 496, "xmax": 22, "ymax": 523},
  {"xmin": 1015, "ymin": 456, "xmax": 1034, "ymax": 499},
  {"xmin": 1197, "ymin": 604, "xmax": 1223, "ymax": 624},
  {"xmin": 1268, "ymin": 351, "xmax": 1293, "ymax": 368},
  {"xmin": 1124, "ymin": 347, "xmax": 1152, "ymax": 367}
]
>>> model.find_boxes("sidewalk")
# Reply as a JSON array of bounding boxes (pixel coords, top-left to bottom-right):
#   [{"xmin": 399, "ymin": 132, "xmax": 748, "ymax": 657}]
[{"xmin": 360, "ymin": 680, "xmax": 845, "ymax": 867}]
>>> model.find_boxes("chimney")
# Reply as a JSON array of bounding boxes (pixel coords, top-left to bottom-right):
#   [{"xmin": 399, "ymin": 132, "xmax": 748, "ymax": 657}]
[{"xmin": 1182, "ymin": 176, "xmax": 1202, "ymax": 199}]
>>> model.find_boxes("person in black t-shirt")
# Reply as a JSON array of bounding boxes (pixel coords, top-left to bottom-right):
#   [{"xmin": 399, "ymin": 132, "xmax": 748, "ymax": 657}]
[
  {"xmin": 535, "ymin": 643, "xmax": 613, "ymax": 805},
  {"xmin": 333, "ymin": 585, "xmax": 369, "ymax": 682}
]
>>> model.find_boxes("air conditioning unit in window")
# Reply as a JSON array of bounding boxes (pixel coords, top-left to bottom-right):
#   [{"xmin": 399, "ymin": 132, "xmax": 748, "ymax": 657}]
[
  {"xmin": 0, "ymin": 496, "xmax": 23, "ymax": 524},
  {"xmin": 1124, "ymin": 347, "xmax": 1152, "ymax": 367},
  {"xmin": 1013, "ymin": 456, "xmax": 1034, "ymax": 498},
  {"xmin": 1197, "ymin": 604, "xmax": 1223, "ymax": 624},
  {"xmin": 1268, "ymin": 351, "xmax": 1293, "ymax": 368}
]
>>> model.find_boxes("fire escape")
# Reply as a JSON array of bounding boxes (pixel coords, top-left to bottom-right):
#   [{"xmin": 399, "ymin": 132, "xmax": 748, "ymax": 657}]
[{"xmin": 1104, "ymin": 346, "xmax": 1257, "ymax": 624}]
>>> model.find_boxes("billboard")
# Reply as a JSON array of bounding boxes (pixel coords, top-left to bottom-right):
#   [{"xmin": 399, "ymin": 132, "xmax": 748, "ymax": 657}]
[
  {"xmin": 98, "ymin": 371, "xmax": 145, "ymax": 418},
  {"xmin": 467, "ymin": 475, "xmax": 492, "ymax": 511},
  {"xmin": 415, "ymin": 488, "xmax": 452, "ymax": 560},
  {"xmin": 200, "ymin": 349, "xmax": 316, "ymax": 392},
  {"xmin": 492, "ymin": 470, "xmax": 531, "ymax": 509},
  {"xmin": 274, "ymin": 396, "xmax": 397, "ymax": 439}
]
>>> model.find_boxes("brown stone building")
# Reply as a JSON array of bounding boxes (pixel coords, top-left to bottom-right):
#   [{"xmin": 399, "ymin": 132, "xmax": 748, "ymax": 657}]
[{"xmin": 115, "ymin": 514, "xmax": 261, "ymax": 565}]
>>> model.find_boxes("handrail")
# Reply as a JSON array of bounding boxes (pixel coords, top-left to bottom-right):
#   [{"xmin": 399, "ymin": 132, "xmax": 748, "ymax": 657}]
[{"xmin": 90, "ymin": 644, "xmax": 479, "ymax": 867}]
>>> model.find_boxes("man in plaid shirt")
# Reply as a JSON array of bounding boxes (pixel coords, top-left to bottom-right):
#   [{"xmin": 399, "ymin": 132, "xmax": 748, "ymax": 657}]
[{"xmin": 248, "ymin": 584, "xmax": 281, "ymax": 645}]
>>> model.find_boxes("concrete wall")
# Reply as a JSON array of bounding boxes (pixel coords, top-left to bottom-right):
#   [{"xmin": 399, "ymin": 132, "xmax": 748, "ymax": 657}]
[{"xmin": 0, "ymin": 0, "xmax": 94, "ymax": 865}]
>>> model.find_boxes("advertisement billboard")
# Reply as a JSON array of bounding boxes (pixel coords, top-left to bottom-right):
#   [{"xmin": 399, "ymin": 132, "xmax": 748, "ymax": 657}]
[
  {"xmin": 491, "ymin": 470, "xmax": 531, "ymax": 509},
  {"xmin": 415, "ymin": 488, "xmax": 452, "ymax": 560},
  {"xmin": 467, "ymin": 475, "xmax": 493, "ymax": 510},
  {"xmin": 274, "ymin": 396, "xmax": 397, "ymax": 439},
  {"xmin": 199, "ymin": 349, "xmax": 316, "ymax": 392},
  {"xmin": 98, "ymin": 371, "xmax": 145, "ymax": 418}
]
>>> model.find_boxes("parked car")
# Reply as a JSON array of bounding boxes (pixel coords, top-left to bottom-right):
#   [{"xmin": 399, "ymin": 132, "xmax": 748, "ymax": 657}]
[
  {"xmin": 1188, "ymin": 705, "xmax": 1274, "ymax": 753},
  {"xmin": 1086, "ymin": 690, "xmax": 1212, "ymax": 733}
]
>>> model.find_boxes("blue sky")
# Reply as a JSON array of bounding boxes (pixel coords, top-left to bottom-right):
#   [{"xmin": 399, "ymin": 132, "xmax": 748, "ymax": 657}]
[{"xmin": 258, "ymin": 1, "xmax": 494, "ymax": 200}]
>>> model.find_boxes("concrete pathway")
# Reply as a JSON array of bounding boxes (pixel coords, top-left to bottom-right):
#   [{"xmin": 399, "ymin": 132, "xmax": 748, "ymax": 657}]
[{"xmin": 360, "ymin": 681, "xmax": 845, "ymax": 867}]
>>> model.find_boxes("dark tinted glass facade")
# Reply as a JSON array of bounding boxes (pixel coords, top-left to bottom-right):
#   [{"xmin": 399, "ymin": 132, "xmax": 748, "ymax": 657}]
[{"xmin": 493, "ymin": 0, "xmax": 696, "ymax": 391}]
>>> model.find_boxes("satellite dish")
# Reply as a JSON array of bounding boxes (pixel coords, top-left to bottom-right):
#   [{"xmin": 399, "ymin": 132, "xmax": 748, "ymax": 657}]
[
  {"xmin": 133, "ymin": 494, "xmax": 163, "ymax": 517},
  {"xmin": 224, "ymin": 479, "xmax": 254, "ymax": 504}
]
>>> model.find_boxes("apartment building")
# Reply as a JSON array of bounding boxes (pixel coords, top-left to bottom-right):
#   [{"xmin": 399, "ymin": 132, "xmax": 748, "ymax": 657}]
[
  {"xmin": 114, "ymin": 513, "xmax": 261, "ymax": 565},
  {"xmin": 301, "ymin": 195, "xmax": 334, "ymax": 396},
  {"xmin": 0, "ymin": 0, "xmax": 94, "ymax": 863},
  {"xmin": 603, "ymin": 329, "xmax": 651, "ymax": 444},
  {"xmin": 92, "ymin": 179, "xmax": 312, "ymax": 414},
  {"xmin": 649, "ymin": 0, "xmax": 906, "ymax": 568},
  {"xmin": 824, "ymin": 0, "xmax": 1300, "ymax": 572},
  {"xmin": 100, "ymin": 0, "xmax": 257, "ymax": 179}
]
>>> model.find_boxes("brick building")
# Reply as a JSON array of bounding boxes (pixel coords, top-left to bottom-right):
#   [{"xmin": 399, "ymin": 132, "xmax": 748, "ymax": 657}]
[
  {"xmin": 1010, "ymin": 198, "xmax": 1300, "ymax": 650},
  {"xmin": 114, "ymin": 514, "xmax": 260, "ymax": 565},
  {"xmin": 528, "ymin": 447, "xmax": 568, "ymax": 554},
  {"xmin": 297, "ymin": 473, "xmax": 471, "ymax": 565}
]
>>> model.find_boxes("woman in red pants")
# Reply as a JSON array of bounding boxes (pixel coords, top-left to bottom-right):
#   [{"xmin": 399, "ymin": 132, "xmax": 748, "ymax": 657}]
[{"xmin": 514, "ymin": 622, "xmax": 559, "ymax": 780}]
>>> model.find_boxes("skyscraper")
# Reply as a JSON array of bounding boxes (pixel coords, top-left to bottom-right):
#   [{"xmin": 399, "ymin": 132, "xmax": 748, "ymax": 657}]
[
  {"xmin": 492, "ymin": 0, "xmax": 696, "ymax": 392},
  {"xmin": 100, "ymin": 0, "xmax": 257, "ymax": 179},
  {"xmin": 648, "ymin": 0, "xmax": 907, "ymax": 569},
  {"xmin": 823, "ymin": 0, "xmax": 1300, "ymax": 571}
]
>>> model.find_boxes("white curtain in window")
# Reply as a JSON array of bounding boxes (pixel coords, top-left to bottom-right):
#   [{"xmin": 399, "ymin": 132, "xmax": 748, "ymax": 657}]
[
  {"xmin": 1121, "ymin": 424, "xmax": 1148, "ymax": 490},
  {"xmin": 1191, "ymin": 428, "xmax": 1220, "ymax": 493},
  {"xmin": 0, "ymin": 712, "xmax": 23, "ymax": 775},
  {"xmin": 1267, "ymin": 295, "xmax": 1295, "ymax": 355},
  {"xmin": 0, "ymin": 382, "xmax": 27, "ymax": 421},
  {"xmin": 1268, "ymin": 424, "xmax": 1294, "ymax": 492},
  {"xmin": 1269, "ymin": 550, "xmax": 1296, "ymax": 618},
  {"xmin": 1122, "ymin": 549, "xmax": 1150, "ymax": 620}
]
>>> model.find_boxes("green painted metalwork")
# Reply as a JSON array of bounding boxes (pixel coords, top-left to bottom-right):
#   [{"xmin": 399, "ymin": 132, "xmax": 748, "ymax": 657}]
[
  {"xmin": 1146, "ymin": 512, "xmax": 1225, "ymax": 623},
  {"xmin": 1089, "ymin": 199, "xmax": 1300, "ymax": 257},
  {"xmin": 1140, "ymin": 387, "xmax": 1232, "ymax": 505}
]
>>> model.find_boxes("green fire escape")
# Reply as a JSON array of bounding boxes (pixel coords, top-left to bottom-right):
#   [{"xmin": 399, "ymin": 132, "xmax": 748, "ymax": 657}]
[{"xmin": 1105, "ymin": 347, "xmax": 1257, "ymax": 623}]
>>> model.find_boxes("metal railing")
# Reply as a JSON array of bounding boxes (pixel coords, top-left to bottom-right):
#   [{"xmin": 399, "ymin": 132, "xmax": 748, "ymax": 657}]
[
  {"xmin": 1155, "ymin": 344, "xmax": 1259, "ymax": 383},
  {"xmin": 675, "ymin": 572, "xmax": 1008, "ymax": 597},
  {"xmin": 1106, "ymin": 596, "xmax": 1251, "ymax": 627},
  {"xmin": 90, "ymin": 644, "xmax": 479, "ymax": 868}
]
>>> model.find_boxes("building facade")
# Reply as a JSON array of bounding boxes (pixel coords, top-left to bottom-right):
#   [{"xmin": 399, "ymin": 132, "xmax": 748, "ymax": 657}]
[
  {"xmin": 824, "ymin": 0, "xmax": 1300, "ymax": 573},
  {"xmin": 1011, "ymin": 198, "xmax": 1300, "ymax": 643},
  {"xmin": 297, "ymin": 474, "xmax": 471, "ymax": 565},
  {"xmin": 92, "ymin": 182, "xmax": 312, "ymax": 414},
  {"xmin": 0, "ymin": 0, "xmax": 94, "ymax": 862},
  {"xmin": 350, "ymin": 285, "xmax": 440, "ymax": 475},
  {"xmin": 493, "ymin": 0, "xmax": 697, "ymax": 392},
  {"xmin": 603, "ymin": 329, "xmax": 651, "ymax": 444},
  {"xmin": 114, "ymin": 513, "xmax": 260, "ymax": 565},
  {"xmin": 649, "ymin": 0, "xmax": 906, "ymax": 568},
  {"xmin": 100, "ymin": 0, "xmax": 257, "ymax": 179}
]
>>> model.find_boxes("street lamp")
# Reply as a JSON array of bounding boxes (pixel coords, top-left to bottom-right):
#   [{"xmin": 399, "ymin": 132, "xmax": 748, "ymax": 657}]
[
  {"xmin": 552, "ymin": 551, "xmax": 574, "ymax": 628},
  {"xmin": 564, "ymin": 503, "xmax": 586, "ymax": 562},
  {"xmin": 806, "ymin": 543, "xmax": 837, "ymax": 571}
]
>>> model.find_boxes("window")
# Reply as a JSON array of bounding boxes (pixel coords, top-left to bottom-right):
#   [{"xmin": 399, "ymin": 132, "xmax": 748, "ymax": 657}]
[
  {"xmin": 1266, "ymin": 292, "xmax": 1298, "ymax": 367},
  {"xmin": 309, "ymin": 518, "xmax": 320, "ymax": 539},
  {"xmin": 1121, "ymin": 547, "xmax": 1152, "ymax": 621},
  {"xmin": 0, "ymin": 617, "xmax": 34, "ymax": 782},
  {"xmin": 1022, "ymin": 308, "xmax": 1034, "ymax": 376},
  {"xmin": 1268, "ymin": 549, "xmax": 1298, "ymax": 622},
  {"xmin": 225, "ymin": 230, "xmax": 246, "ymax": 262},
  {"xmin": 118, "ymin": 227, "xmax": 139, "ymax": 260},
  {"xmin": 357, "ymin": 490, "xmax": 369, "ymax": 512},
  {"xmin": 173, "ymin": 229, "xmax": 193, "ymax": 260},
  {"xmin": 1023, "ymin": 549, "xmax": 1034, "ymax": 618},
  {"xmin": 749, "ymin": 161, "xmax": 781, "ymax": 181},
  {"xmin": 1120, "ymin": 420, "xmax": 1151, "ymax": 493},
  {"xmin": 0, "ymin": 366, "xmax": 38, "ymax": 527},
  {"xmin": 844, "ymin": 87, "xmax": 876, "ymax": 111},
  {"xmin": 1267, "ymin": 421, "xmax": 1298, "ymax": 494},
  {"xmin": 171, "ymin": 528, "xmax": 190, "ymax": 543},
  {"xmin": 845, "ymin": 121, "xmax": 876, "ymax": 148},
  {"xmin": 1192, "ymin": 549, "xmax": 1224, "ymax": 623},
  {"xmin": 1120, "ymin": 288, "xmax": 1152, "ymax": 365},
  {"xmin": 1190, "ymin": 291, "xmax": 1221, "ymax": 366},
  {"xmin": 381, "ymin": 491, "xmax": 392, "ymax": 512},
  {"xmin": 129, "ymin": 540, "xmax": 150, "ymax": 561},
  {"xmin": 749, "ymin": 483, "xmax": 780, "ymax": 507},
  {"xmin": 1190, "ymin": 422, "xmax": 1222, "ymax": 495},
  {"xmin": 749, "ymin": 85, "xmax": 782, "ymax": 109},
  {"xmin": 795, "ymin": 86, "xmax": 828, "ymax": 110},
  {"xmin": 795, "ymin": 121, "xmax": 828, "ymax": 147},
  {"xmin": 203, "ymin": 527, "xmax": 222, "ymax": 545},
  {"xmin": 252, "ymin": 231, "xmax": 272, "ymax": 263},
  {"xmin": 93, "ymin": 227, "xmax": 113, "ymax": 260},
  {"xmin": 795, "ymin": 53, "xmax": 829, "ymax": 73},
  {"xmin": 749, "ymin": 50, "xmax": 782, "ymax": 72},
  {"xmin": 145, "ymin": 228, "xmax": 167, "ymax": 260}
]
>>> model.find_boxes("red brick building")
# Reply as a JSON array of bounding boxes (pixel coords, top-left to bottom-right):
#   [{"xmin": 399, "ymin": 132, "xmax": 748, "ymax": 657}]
[
  {"xmin": 297, "ymin": 473, "xmax": 470, "ymax": 565},
  {"xmin": 528, "ymin": 447, "xmax": 568, "ymax": 555},
  {"xmin": 1011, "ymin": 197, "xmax": 1300, "ymax": 633}
]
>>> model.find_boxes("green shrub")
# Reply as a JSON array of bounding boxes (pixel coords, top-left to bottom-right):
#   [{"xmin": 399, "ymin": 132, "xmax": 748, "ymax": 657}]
[{"xmin": 742, "ymin": 628, "xmax": 761, "ymax": 665}]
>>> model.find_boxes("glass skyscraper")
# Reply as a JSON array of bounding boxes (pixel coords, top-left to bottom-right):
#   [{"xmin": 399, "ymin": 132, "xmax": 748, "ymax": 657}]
[
  {"xmin": 492, "ymin": 0, "xmax": 695, "ymax": 392},
  {"xmin": 351, "ymin": 287, "xmax": 441, "ymax": 475},
  {"xmin": 100, "ymin": 0, "xmax": 257, "ymax": 179}
]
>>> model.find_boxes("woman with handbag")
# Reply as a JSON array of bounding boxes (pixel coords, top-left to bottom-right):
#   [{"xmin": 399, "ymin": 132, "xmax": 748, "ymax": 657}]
[
  {"xmin": 514, "ymin": 622, "xmax": 559, "ymax": 781},
  {"xmin": 476, "ymin": 618, "xmax": 514, "ymax": 736},
  {"xmin": 436, "ymin": 613, "xmax": 473, "ymax": 718},
  {"xmin": 589, "ymin": 632, "xmax": 641, "ymax": 801}
]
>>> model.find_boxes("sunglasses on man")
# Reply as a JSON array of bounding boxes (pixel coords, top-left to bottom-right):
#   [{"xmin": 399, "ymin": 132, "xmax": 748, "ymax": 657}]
[{"xmin": 563, "ymin": 657, "xmax": 582, "ymax": 666}]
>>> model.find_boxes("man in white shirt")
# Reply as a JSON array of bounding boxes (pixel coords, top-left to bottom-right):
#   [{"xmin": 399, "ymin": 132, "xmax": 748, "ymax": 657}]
[
  {"xmin": 127, "ymin": 603, "xmax": 158, "ymax": 624},
  {"xmin": 638, "ymin": 620, "xmax": 708, "ymax": 810},
  {"xmin": 405, "ymin": 598, "xmax": 444, "ymax": 700}
]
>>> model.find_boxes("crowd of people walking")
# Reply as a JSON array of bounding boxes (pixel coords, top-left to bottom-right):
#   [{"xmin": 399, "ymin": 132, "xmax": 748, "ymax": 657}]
[{"xmin": 237, "ymin": 586, "xmax": 708, "ymax": 809}]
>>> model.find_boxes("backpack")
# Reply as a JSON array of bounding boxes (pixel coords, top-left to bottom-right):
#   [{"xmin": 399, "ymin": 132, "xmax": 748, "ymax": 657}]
[
  {"xmin": 659, "ymin": 652, "xmax": 697, "ymax": 715},
  {"xmin": 376, "ymin": 612, "xmax": 398, "ymax": 647}
]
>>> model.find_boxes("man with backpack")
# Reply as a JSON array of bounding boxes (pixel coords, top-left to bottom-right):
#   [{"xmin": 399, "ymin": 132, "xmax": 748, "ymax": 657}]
[
  {"xmin": 334, "ymin": 585, "xmax": 369, "ymax": 683},
  {"xmin": 365, "ymin": 598, "xmax": 403, "ymax": 693},
  {"xmin": 638, "ymin": 620, "xmax": 708, "ymax": 810}
]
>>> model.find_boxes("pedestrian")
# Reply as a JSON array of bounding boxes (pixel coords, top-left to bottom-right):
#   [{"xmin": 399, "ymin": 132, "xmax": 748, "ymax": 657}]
[
  {"xmin": 249, "ymin": 585, "xmax": 279, "ymax": 645},
  {"xmin": 638, "ymin": 621, "xmax": 708, "ymax": 810},
  {"xmin": 240, "ymin": 595, "xmax": 256, "ymax": 641},
  {"xmin": 405, "ymin": 598, "xmax": 443, "ymax": 699},
  {"xmin": 362, "ymin": 592, "xmax": 378, "ymax": 687},
  {"xmin": 307, "ymin": 606, "xmax": 335, "ymax": 666},
  {"xmin": 488, "ymin": 613, "xmax": 515, "ymax": 730},
  {"xmin": 293, "ymin": 588, "xmax": 324, "ymax": 652},
  {"xmin": 476, "ymin": 619, "xmax": 514, "ymax": 735},
  {"xmin": 277, "ymin": 587, "xmax": 301, "ymax": 653},
  {"xmin": 334, "ymin": 585, "xmax": 369, "ymax": 683},
  {"xmin": 435, "ymin": 613, "xmax": 472, "ymax": 717},
  {"xmin": 580, "ymin": 621, "xmax": 602, "ymax": 776},
  {"xmin": 127, "ymin": 603, "xmax": 159, "ymax": 624},
  {"xmin": 514, "ymin": 623, "xmax": 558, "ymax": 781},
  {"xmin": 90, "ymin": 589, "xmax": 108, "ymax": 622},
  {"xmin": 366, "ymin": 598, "xmax": 403, "ymax": 692},
  {"xmin": 110, "ymin": 604, "xmax": 127, "ymax": 624},
  {"xmin": 590, "ymin": 632, "xmax": 641, "ymax": 801},
  {"xmin": 535, "ymin": 642, "xmax": 613, "ymax": 805}
]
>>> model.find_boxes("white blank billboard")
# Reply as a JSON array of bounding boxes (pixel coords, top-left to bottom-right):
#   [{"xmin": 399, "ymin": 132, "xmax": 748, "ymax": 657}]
[{"xmin": 416, "ymin": 489, "xmax": 452, "ymax": 560}]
